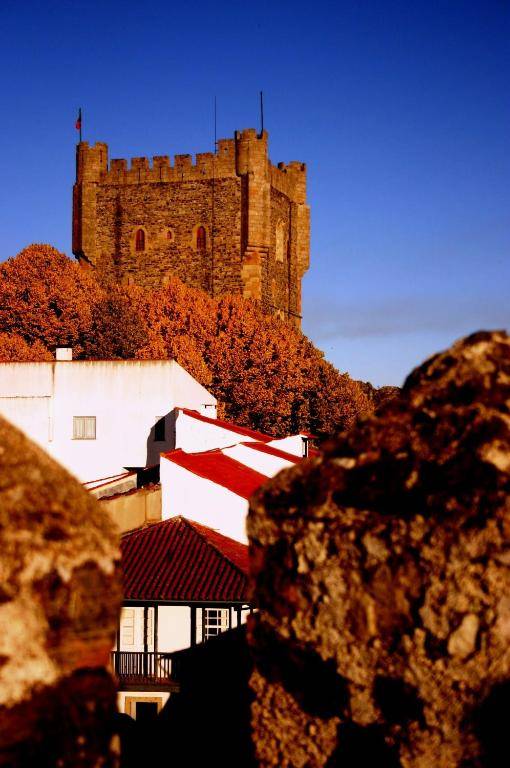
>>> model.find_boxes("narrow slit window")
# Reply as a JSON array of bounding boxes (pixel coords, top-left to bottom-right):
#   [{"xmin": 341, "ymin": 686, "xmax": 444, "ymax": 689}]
[
  {"xmin": 73, "ymin": 416, "xmax": 96, "ymax": 440},
  {"xmin": 275, "ymin": 223, "xmax": 285, "ymax": 262},
  {"xmin": 196, "ymin": 226, "xmax": 206, "ymax": 251},
  {"xmin": 135, "ymin": 228, "xmax": 145, "ymax": 252}
]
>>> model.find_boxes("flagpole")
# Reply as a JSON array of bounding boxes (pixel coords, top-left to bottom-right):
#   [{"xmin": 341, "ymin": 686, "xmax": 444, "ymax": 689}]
[
  {"xmin": 79, "ymin": 108, "xmax": 82, "ymax": 143},
  {"xmin": 214, "ymin": 96, "xmax": 217, "ymax": 154}
]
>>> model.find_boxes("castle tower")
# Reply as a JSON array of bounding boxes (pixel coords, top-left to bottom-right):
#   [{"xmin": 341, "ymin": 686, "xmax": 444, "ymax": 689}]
[{"xmin": 72, "ymin": 129, "xmax": 310, "ymax": 326}]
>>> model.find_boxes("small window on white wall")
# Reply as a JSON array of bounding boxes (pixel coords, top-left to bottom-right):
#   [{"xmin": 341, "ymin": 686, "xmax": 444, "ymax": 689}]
[{"xmin": 73, "ymin": 416, "xmax": 96, "ymax": 440}]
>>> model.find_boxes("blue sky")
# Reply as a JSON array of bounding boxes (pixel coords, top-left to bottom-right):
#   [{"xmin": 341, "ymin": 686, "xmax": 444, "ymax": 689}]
[{"xmin": 1, "ymin": 0, "xmax": 508, "ymax": 385}]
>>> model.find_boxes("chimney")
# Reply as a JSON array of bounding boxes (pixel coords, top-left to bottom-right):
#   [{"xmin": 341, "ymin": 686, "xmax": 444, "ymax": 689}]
[{"xmin": 55, "ymin": 348, "xmax": 73, "ymax": 361}]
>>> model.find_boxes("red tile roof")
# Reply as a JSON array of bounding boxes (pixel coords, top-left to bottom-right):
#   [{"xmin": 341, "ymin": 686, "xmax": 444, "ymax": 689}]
[
  {"xmin": 163, "ymin": 448, "xmax": 269, "ymax": 499},
  {"xmin": 121, "ymin": 517, "xmax": 249, "ymax": 602},
  {"xmin": 179, "ymin": 408, "xmax": 273, "ymax": 443},
  {"xmin": 241, "ymin": 441, "xmax": 300, "ymax": 463}
]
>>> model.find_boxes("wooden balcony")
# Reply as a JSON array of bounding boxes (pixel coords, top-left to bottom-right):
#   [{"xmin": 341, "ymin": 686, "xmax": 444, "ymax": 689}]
[{"xmin": 111, "ymin": 651, "xmax": 180, "ymax": 692}]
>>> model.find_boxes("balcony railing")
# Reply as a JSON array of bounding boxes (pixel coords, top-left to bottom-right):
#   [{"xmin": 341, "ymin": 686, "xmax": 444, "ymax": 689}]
[{"xmin": 111, "ymin": 651, "xmax": 179, "ymax": 688}]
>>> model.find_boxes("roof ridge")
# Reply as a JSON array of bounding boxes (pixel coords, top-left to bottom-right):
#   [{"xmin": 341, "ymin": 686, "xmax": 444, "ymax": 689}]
[
  {"xmin": 120, "ymin": 515, "xmax": 176, "ymax": 540},
  {"xmin": 239, "ymin": 440, "xmax": 299, "ymax": 462},
  {"xmin": 177, "ymin": 407, "xmax": 274, "ymax": 442},
  {"xmin": 183, "ymin": 517, "xmax": 249, "ymax": 578}
]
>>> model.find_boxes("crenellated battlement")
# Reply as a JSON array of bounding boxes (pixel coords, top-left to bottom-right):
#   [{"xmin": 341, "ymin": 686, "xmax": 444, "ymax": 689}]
[
  {"xmin": 76, "ymin": 132, "xmax": 307, "ymax": 203},
  {"xmin": 270, "ymin": 160, "xmax": 307, "ymax": 203},
  {"xmin": 100, "ymin": 139, "xmax": 237, "ymax": 185}
]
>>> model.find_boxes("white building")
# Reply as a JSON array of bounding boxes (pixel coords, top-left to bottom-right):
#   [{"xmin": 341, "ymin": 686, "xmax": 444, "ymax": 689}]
[
  {"xmin": 113, "ymin": 516, "xmax": 250, "ymax": 718},
  {"xmin": 160, "ymin": 410, "xmax": 308, "ymax": 543},
  {"xmin": 174, "ymin": 407, "xmax": 312, "ymax": 457},
  {"xmin": 0, "ymin": 350, "xmax": 216, "ymax": 482}
]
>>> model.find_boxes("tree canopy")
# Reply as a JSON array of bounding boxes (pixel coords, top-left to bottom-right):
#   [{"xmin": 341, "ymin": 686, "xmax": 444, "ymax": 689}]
[{"xmin": 0, "ymin": 244, "xmax": 371, "ymax": 438}]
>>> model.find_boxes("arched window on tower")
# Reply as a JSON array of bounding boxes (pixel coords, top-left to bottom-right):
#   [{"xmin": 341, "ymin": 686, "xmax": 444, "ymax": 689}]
[
  {"xmin": 135, "ymin": 229, "xmax": 145, "ymax": 252},
  {"xmin": 196, "ymin": 226, "xmax": 206, "ymax": 251}
]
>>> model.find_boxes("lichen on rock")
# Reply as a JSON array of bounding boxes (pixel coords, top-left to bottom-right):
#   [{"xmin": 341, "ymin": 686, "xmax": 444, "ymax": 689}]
[{"xmin": 248, "ymin": 331, "xmax": 510, "ymax": 767}]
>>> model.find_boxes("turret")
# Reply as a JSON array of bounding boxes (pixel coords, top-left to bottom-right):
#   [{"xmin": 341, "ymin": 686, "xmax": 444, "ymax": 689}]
[
  {"xmin": 73, "ymin": 142, "xmax": 108, "ymax": 267},
  {"xmin": 235, "ymin": 129, "xmax": 269, "ymax": 178},
  {"xmin": 76, "ymin": 141, "xmax": 108, "ymax": 183},
  {"xmin": 235, "ymin": 130, "xmax": 271, "ymax": 303}
]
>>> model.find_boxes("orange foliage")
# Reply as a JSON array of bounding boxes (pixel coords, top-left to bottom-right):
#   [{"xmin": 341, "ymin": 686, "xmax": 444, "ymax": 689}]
[
  {"xmin": 135, "ymin": 281, "xmax": 214, "ymax": 385},
  {"xmin": 0, "ymin": 244, "xmax": 103, "ymax": 354},
  {"xmin": 136, "ymin": 284, "xmax": 370, "ymax": 437},
  {"xmin": 81, "ymin": 285, "xmax": 150, "ymax": 360},
  {"xmin": 0, "ymin": 333, "xmax": 52, "ymax": 362},
  {"xmin": 0, "ymin": 245, "xmax": 371, "ymax": 438}
]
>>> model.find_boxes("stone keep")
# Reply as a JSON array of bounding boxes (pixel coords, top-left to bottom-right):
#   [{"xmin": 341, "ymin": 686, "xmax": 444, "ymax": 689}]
[{"xmin": 72, "ymin": 129, "xmax": 310, "ymax": 327}]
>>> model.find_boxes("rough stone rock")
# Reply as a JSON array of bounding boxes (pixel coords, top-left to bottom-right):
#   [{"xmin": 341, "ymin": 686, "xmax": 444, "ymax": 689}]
[
  {"xmin": 0, "ymin": 415, "xmax": 122, "ymax": 766},
  {"xmin": 248, "ymin": 331, "xmax": 510, "ymax": 767}
]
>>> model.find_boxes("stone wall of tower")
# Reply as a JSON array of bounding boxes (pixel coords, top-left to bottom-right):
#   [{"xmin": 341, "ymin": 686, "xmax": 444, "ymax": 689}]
[
  {"xmin": 93, "ymin": 177, "xmax": 242, "ymax": 293},
  {"xmin": 72, "ymin": 130, "xmax": 310, "ymax": 326}
]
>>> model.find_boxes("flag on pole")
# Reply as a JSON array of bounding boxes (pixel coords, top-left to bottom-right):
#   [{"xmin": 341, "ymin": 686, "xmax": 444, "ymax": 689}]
[{"xmin": 75, "ymin": 108, "xmax": 82, "ymax": 141}]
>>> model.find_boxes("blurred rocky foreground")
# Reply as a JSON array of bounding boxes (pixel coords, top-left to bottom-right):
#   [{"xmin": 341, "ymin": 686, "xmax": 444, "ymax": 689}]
[
  {"xmin": 1, "ymin": 330, "xmax": 510, "ymax": 767},
  {"xmin": 0, "ymin": 416, "xmax": 122, "ymax": 766},
  {"xmin": 248, "ymin": 330, "xmax": 510, "ymax": 768}
]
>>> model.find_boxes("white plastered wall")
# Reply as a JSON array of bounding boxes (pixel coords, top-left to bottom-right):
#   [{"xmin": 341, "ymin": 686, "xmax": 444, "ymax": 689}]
[
  {"xmin": 160, "ymin": 457, "xmax": 249, "ymax": 542},
  {"xmin": 115, "ymin": 606, "xmax": 191, "ymax": 654},
  {"xmin": 222, "ymin": 443, "xmax": 295, "ymax": 476},
  {"xmin": 0, "ymin": 360, "xmax": 216, "ymax": 482},
  {"xmin": 268, "ymin": 435, "xmax": 306, "ymax": 457},
  {"xmin": 174, "ymin": 409, "xmax": 259, "ymax": 452}
]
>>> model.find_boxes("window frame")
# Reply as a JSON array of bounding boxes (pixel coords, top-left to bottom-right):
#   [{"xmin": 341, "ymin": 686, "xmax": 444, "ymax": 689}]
[
  {"xmin": 120, "ymin": 608, "xmax": 135, "ymax": 647},
  {"xmin": 203, "ymin": 607, "xmax": 229, "ymax": 640},
  {"xmin": 135, "ymin": 228, "xmax": 146, "ymax": 252},
  {"xmin": 196, "ymin": 225, "xmax": 207, "ymax": 252},
  {"xmin": 72, "ymin": 415, "xmax": 97, "ymax": 440}
]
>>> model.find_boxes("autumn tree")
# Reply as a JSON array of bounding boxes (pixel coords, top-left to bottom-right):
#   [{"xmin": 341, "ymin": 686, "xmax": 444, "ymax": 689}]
[
  {"xmin": 0, "ymin": 245, "xmax": 372, "ymax": 438},
  {"xmin": 0, "ymin": 244, "xmax": 103, "ymax": 354},
  {"xmin": 207, "ymin": 296, "xmax": 371, "ymax": 436},
  {"xmin": 81, "ymin": 285, "xmax": 150, "ymax": 360},
  {"xmin": 136, "ymin": 280, "xmax": 214, "ymax": 385},
  {"xmin": 138, "ymin": 284, "xmax": 371, "ymax": 437},
  {"xmin": 0, "ymin": 333, "xmax": 53, "ymax": 362}
]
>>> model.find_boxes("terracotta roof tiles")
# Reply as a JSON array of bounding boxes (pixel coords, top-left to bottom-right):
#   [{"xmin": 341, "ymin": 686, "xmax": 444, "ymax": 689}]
[
  {"xmin": 121, "ymin": 517, "xmax": 249, "ymax": 602},
  {"xmin": 163, "ymin": 448, "xmax": 269, "ymax": 499}
]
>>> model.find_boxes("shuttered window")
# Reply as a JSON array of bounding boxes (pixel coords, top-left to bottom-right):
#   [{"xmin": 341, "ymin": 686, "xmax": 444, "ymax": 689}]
[
  {"xmin": 121, "ymin": 608, "xmax": 135, "ymax": 646},
  {"xmin": 73, "ymin": 416, "xmax": 96, "ymax": 440}
]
